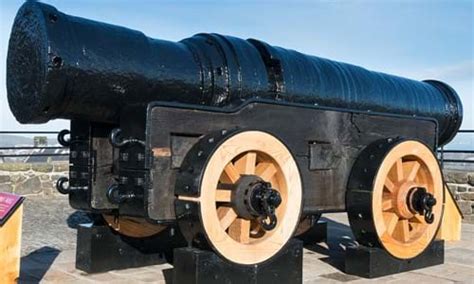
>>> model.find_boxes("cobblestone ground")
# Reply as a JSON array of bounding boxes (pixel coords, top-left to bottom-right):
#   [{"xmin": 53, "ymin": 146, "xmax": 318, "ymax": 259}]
[
  {"xmin": 18, "ymin": 196, "xmax": 474, "ymax": 283},
  {"xmin": 21, "ymin": 196, "xmax": 91, "ymax": 256}
]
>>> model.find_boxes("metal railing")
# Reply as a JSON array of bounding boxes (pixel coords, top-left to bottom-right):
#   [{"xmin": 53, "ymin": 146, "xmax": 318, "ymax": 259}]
[
  {"xmin": 438, "ymin": 130, "xmax": 474, "ymax": 168},
  {"xmin": 0, "ymin": 131, "xmax": 69, "ymax": 158},
  {"xmin": 0, "ymin": 130, "xmax": 472, "ymax": 163}
]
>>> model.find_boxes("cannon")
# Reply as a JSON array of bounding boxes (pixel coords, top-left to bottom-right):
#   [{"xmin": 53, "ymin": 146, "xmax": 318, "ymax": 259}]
[{"xmin": 7, "ymin": 1, "xmax": 462, "ymax": 268}]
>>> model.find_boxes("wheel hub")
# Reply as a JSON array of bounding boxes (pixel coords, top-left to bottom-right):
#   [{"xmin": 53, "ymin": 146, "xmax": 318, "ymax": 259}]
[
  {"xmin": 392, "ymin": 180, "xmax": 418, "ymax": 219},
  {"xmin": 408, "ymin": 187, "xmax": 437, "ymax": 224},
  {"xmin": 232, "ymin": 175, "xmax": 282, "ymax": 230},
  {"xmin": 391, "ymin": 180, "xmax": 437, "ymax": 224},
  {"xmin": 392, "ymin": 180, "xmax": 436, "ymax": 224}
]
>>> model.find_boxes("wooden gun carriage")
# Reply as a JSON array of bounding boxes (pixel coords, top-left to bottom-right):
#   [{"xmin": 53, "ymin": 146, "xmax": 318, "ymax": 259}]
[{"xmin": 7, "ymin": 2, "xmax": 463, "ymax": 267}]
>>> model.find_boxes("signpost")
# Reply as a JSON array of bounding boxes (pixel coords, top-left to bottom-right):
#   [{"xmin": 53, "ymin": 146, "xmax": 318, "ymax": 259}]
[{"xmin": 0, "ymin": 192, "xmax": 24, "ymax": 283}]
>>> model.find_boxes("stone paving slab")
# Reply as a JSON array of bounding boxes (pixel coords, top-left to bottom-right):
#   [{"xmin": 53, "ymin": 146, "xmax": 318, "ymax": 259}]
[{"xmin": 18, "ymin": 196, "xmax": 474, "ymax": 283}]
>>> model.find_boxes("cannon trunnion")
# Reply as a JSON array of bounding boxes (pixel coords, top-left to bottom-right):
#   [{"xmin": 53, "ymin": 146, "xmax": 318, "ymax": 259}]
[{"xmin": 7, "ymin": 1, "xmax": 462, "ymax": 267}]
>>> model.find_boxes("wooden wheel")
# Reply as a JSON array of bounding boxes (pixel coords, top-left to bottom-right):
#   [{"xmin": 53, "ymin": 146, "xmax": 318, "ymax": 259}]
[
  {"xmin": 176, "ymin": 130, "xmax": 302, "ymax": 265},
  {"xmin": 294, "ymin": 214, "xmax": 322, "ymax": 236},
  {"xmin": 102, "ymin": 214, "xmax": 166, "ymax": 238},
  {"xmin": 347, "ymin": 139, "xmax": 443, "ymax": 259}
]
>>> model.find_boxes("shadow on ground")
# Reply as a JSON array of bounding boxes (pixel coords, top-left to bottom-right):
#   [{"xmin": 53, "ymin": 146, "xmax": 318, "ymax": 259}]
[
  {"xmin": 304, "ymin": 216, "xmax": 357, "ymax": 272},
  {"xmin": 19, "ymin": 246, "xmax": 60, "ymax": 283},
  {"xmin": 66, "ymin": 211, "xmax": 93, "ymax": 229},
  {"xmin": 163, "ymin": 268, "xmax": 174, "ymax": 283}
]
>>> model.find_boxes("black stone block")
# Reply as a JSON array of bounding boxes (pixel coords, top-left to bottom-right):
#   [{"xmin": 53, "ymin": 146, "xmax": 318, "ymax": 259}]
[
  {"xmin": 173, "ymin": 239, "xmax": 303, "ymax": 284},
  {"xmin": 75, "ymin": 224, "xmax": 172, "ymax": 273},
  {"xmin": 345, "ymin": 240, "xmax": 444, "ymax": 278}
]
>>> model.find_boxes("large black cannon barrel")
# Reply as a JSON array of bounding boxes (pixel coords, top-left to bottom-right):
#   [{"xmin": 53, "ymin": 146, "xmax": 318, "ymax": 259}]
[{"xmin": 7, "ymin": 2, "xmax": 462, "ymax": 145}]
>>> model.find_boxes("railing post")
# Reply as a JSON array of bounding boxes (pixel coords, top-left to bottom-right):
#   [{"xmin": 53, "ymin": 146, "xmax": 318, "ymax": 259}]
[{"xmin": 0, "ymin": 131, "xmax": 69, "ymax": 159}]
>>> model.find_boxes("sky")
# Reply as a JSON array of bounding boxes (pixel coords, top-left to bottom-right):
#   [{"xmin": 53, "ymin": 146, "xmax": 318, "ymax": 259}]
[{"xmin": 0, "ymin": 0, "xmax": 472, "ymax": 134}]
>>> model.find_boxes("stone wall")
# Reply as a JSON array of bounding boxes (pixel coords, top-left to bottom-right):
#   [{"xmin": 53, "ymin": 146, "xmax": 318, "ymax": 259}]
[
  {"xmin": 0, "ymin": 162, "xmax": 68, "ymax": 197},
  {"xmin": 445, "ymin": 170, "xmax": 474, "ymax": 223},
  {"xmin": 0, "ymin": 162, "xmax": 472, "ymax": 223}
]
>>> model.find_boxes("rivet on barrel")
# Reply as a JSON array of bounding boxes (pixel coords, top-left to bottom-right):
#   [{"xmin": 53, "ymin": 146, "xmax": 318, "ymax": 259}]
[
  {"xmin": 52, "ymin": 56, "xmax": 62, "ymax": 68},
  {"xmin": 49, "ymin": 13, "xmax": 58, "ymax": 23}
]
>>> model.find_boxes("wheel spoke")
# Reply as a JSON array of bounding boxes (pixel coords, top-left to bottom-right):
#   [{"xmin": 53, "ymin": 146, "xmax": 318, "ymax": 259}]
[
  {"xmin": 410, "ymin": 214, "xmax": 425, "ymax": 224},
  {"xmin": 407, "ymin": 161, "xmax": 421, "ymax": 181},
  {"xmin": 396, "ymin": 159, "xmax": 404, "ymax": 182},
  {"xmin": 384, "ymin": 177, "xmax": 395, "ymax": 193},
  {"xmin": 216, "ymin": 190, "xmax": 232, "ymax": 202},
  {"xmin": 219, "ymin": 174, "xmax": 232, "ymax": 184},
  {"xmin": 383, "ymin": 212, "xmax": 399, "ymax": 235},
  {"xmin": 401, "ymin": 219, "xmax": 410, "ymax": 242},
  {"xmin": 224, "ymin": 163, "xmax": 241, "ymax": 183},
  {"xmin": 382, "ymin": 191, "xmax": 393, "ymax": 201},
  {"xmin": 394, "ymin": 219, "xmax": 410, "ymax": 242},
  {"xmin": 255, "ymin": 162, "xmax": 277, "ymax": 181},
  {"xmin": 235, "ymin": 152, "xmax": 257, "ymax": 175},
  {"xmin": 229, "ymin": 218, "xmax": 251, "ymax": 244},
  {"xmin": 382, "ymin": 198, "xmax": 393, "ymax": 211},
  {"xmin": 217, "ymin": 206, "xmax": 238, "ymax": 230}
]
